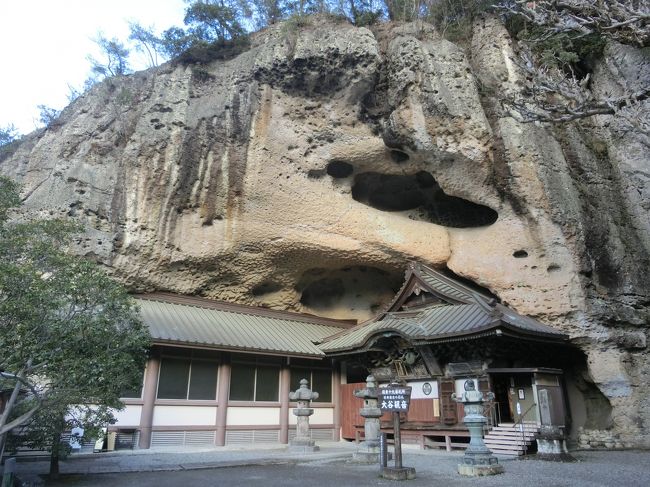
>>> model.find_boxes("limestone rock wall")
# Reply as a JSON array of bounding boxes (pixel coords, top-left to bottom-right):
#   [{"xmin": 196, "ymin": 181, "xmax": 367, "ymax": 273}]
[{"xmin": 1, "ymin": 16, "xmax": 648, "ymax": 446}]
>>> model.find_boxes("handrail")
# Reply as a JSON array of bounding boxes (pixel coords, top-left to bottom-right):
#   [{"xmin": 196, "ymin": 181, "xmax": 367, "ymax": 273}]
[
  {"xmin": 482, "ymin": 401, "xmax": 501, "ymax": 431},
  {"xmin": 513, "ymin": 402, "xmax": 537, "ymax": 456}
]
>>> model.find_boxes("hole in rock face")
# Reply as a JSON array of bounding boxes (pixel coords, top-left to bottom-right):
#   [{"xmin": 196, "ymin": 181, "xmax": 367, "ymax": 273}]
[
  {"xmin": 351, "ymin": 171, "xmax": 498, "ymax": 228},
  {"xmin": 297, "ymin": 266, "xmax": 402, "ymax": 321},
  {"xmin": 390, "ymin": 150, "xmax": 409, "ymax": 163},
  {"xmin": 251, "ymin": 281, "xmax": 282, "ymax": 297},
  {"xmin": 326, "ymin": 160, "xmax": 354, "ymax": 178},
  {"xmin": 513, "ymin": 250, "xmax": 528, "ymax": 258}
]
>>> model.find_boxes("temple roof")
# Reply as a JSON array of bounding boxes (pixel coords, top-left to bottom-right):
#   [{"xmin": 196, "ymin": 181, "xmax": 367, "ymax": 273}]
[
  {"xmin": 318, "ymin": 262, "xmax": 568, "ymax": 355},
  {"xmin": 136, "ymin": 292, "xmax": 354, "ymax": 358}
]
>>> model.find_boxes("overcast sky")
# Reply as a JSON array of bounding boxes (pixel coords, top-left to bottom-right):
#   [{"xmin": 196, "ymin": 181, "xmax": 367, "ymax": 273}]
[{"xmin": 0, "ymin": 0, "xmax": 186, "ymax": 135}]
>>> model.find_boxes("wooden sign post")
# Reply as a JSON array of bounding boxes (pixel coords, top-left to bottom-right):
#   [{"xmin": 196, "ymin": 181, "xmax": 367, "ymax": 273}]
[{"xmin": 378, "ymin": 385, "xmax": 416, "ymax": 480}]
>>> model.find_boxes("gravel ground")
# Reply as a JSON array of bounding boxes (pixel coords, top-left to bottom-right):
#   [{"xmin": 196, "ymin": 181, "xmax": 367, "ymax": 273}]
[{"xmin": 11, "ymin": 443, "xmax": 650, "ymax": 487}]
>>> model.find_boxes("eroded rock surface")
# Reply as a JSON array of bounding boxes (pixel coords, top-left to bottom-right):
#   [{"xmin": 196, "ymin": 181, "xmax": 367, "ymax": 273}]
[{"xmin": 1, "ymin": 16, "xmax": 648, "ymax": 446}]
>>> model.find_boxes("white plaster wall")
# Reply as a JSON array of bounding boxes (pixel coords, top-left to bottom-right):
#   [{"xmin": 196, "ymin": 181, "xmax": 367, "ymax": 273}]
[
  {"xmin": 289, "ymin": 407, "xmax": 333, "ymax": 425},
  {"xmin": 226, "ymin": 407, "xmax": 280, "ymax": 426},
  {"xmin": 152, "ymin": 406, "xmax": 217, "ymax": 426},
  {"xmin": 112, "ymin": 405, "xmax": 143, "ymax": 426}
]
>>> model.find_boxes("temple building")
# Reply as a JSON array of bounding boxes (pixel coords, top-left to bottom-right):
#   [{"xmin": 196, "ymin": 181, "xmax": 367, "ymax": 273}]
[{"xmin": 111, "ymin": 263, "xmax": 603, "ymax": 454}]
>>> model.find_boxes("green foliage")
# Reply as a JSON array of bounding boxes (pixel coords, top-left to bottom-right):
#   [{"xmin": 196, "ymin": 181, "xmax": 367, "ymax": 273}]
[
  {"xmin": 0, "ymin": 124, "xmax": 20, "ymax": 147},
  {"xmin": 177, "ymin": 36, "xmax": 252, "ymax": 64},
  {"xmin": 128, "ymin": 22, "xmax": 164, "ymax": 68},
  {"xmin": 183, "ymin": 0, "xmax": 251, "ymax": 42},
  {"xmin": 282, "ymin": 12, "xmax": 315, "ymax": 33},
  {"xmin": 37, "ymin": 105, "xmax": 62, "ymax": 128},
  {"xmin": 0, "ymin": 176, "xmax": 150, "ymax": 467},
  {"xmin": 160, "ymin": 26, "xmax": 199, "ymax": 59},
  {"xmin": 87, "ymin": 34, "xmax": 131, "ymax": 79},
  {"xmin": 0, "ymin": 125, "xmax": 22, "ymax": 165},
  {"xmin": 510, "ymin": 20, "xmax": 607, "ymax": 73},
  {"xmin": 426, "ymin": 0, "xmax": 493, "ymax": 42}
]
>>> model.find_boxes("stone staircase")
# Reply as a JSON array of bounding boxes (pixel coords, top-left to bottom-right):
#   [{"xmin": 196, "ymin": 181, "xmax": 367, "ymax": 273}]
[{"xmin": 483, "ymin": 422, "xmax": 540, "ymax": 456}]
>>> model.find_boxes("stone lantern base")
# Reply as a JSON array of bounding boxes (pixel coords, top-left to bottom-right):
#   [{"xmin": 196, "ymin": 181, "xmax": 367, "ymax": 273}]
[
  {"xmin": 457, "ymin": 463, "xmax": 505, "ymax": 477},
  {"xmin": 289, "ymin": 437, "xmax": 319, "ymax": 453},
  {"xmin": 380, "ymin": 466, "xmax": 416, "ymax": 480},
  {"xmin": 457, "ymin": 454, "xmax": 504, "ymax": 477}
]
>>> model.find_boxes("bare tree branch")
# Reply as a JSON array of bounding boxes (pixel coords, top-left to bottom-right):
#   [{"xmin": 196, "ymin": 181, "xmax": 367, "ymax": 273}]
[{"xmin": 498, "ymin": 1, "xmax": 650, "ymax": 47}]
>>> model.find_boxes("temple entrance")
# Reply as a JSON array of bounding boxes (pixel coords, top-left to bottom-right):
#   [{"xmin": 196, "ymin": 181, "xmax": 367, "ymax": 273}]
[
  {"xmin": 491, "ymin": 374, "xmax": 514, "ymax": 423},
  {"xmin": 488, "ymin": 372, "xmax": 536, "ymax": 423}
]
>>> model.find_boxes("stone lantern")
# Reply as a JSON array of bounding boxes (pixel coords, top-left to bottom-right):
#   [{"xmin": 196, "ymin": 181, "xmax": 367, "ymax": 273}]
[
  {"xmin": 352, "ymin": 375, "xmax": 389, "ymax": 463},
  {"xmin": 452, "ymin": 379, "xmax": 504, "ymax": 476},
  {"xmin": 289, "ymin": 378, "xmax": 319, "ymax": 452}
]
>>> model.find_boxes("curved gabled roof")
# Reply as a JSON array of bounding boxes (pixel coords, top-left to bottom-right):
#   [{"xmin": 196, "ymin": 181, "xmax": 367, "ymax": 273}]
[{"xmin": 319, "ymin": 263, "xmax": 567, "ymax": 355}]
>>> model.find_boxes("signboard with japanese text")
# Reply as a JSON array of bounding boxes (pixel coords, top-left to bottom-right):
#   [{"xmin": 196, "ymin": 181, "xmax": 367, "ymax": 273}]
[{"xmin": 379, "ymin": 386, "xmax": 412, "ymax": 412}]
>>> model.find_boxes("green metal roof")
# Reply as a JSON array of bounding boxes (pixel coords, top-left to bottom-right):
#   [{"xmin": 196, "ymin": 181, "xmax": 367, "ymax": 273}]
[{"xmin": 135, "ymin": 294, "xmax": 352, "ymax": 358}]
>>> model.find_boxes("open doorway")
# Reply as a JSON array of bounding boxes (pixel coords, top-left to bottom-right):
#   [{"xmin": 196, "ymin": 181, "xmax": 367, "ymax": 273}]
[{"xmin": 491, "ymin": 374, "xmax": 513, "ymax": 423}]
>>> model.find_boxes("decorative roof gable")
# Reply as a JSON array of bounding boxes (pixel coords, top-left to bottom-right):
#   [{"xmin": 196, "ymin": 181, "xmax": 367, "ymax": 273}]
[{"xmin": 319, "ymin": 262, "xmax": 568, "ymax": 355}]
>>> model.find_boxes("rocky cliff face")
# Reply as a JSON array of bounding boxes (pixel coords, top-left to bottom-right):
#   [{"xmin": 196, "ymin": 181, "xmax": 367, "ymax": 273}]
[{"xmin": 2, "ymin": 16, "xmax": 648, "ymax": 447}]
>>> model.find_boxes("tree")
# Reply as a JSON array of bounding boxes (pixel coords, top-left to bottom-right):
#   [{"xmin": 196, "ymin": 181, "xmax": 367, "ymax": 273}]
[
  {"xmin": 87, "ymin": 33, "xmax": 132, "ymax": 79},
  {"xmin": 250, "ymin": 0, "xmax": 284, "ymax": 28},
  {"xmin": 160, "ymin": 26, "xmax": 199, "ymax": 58},
  {"xmin": 183, "ymin": 0, "xmax": 252, "ymax": 41},
  {"xmin": 36, "ymin": 105, "xmax": 61, "ymax": 128},
  {"xmin": 0, "ymin": 124, "xmax": 20, "ymax": 147},
  {"xmin": 0, "ymin": 176, "xmax": 150, "ymax": 477},
  {"xmin": 128, "ymin": 22, "xmax": 166, "ymax": 68}
]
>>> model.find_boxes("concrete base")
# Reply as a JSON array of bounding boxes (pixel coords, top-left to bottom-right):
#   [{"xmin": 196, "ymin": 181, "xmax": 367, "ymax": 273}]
[
  {"xmin": 380, "ymin": 467, "xmax": 416, "ymax": 481},
  {"xmin": 288, "ymin": 444, "xmax": 320, "ymax": 453},
  {"xmin": 351, "ymin": 450, "xmax": 392, "ymax": 464},
  {"xmin": 289, "ymin": 438, "xmax": 319, "ymax": 453},
  {"xmin": 537, "ymin": 437, "xmax": 569, "ymax": 455},
  {"xmin": 457, "ymin": 463, "xmax": 505, "ymax": 477}
]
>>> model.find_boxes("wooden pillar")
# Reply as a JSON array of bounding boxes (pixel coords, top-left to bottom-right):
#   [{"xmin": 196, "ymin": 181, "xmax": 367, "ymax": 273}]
[
  {"xmin": 279, "ymin": 361, "xmax": 291, "ymax": 444},
  {"xmin": 215, "ymin": 355, "xmax": 231, "ymax": 446},
  {"xmin": 332, "ymin": 361, "xmax": 341, "ymax": 441},
  {"xmin": 138, "ymin": 352, "xmax": 160, "ymax": 449}
]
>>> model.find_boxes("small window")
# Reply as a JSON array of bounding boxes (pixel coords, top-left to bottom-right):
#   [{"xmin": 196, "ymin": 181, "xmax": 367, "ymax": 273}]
[
  {"xmin": 229, "ymin": 362, "xmax": 279, "ymax": 402},
  {"xmin": 229, "ymin": 363, "xmax": 256, "ymax": 401},
  {"xmin": 157, "ymin": 357, "xmax": 218, "ymax": 400},
  {"xmin": 188, "ymin": 361, "xmax": 219, "ymax": 400},
  {"xmin": 290, "ymin": 367, "xmax": 332, "ymax": 403},
  {"xmin": 158, "ymin": 358, "xmax": 191, "ymax": 399}
]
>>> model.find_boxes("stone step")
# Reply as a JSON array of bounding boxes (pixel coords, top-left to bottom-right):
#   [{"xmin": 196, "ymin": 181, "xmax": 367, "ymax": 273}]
[
  {"xmin": 486, "ymin": 432, "xmax": 537, "ymax": 439},
  {"xmin": 490, "ymin": 428, "xmax": 538, "ymax": 435},
  {"xmin": 486, "ymin": 443, "xmax": 527, "ymax": 451},
  {"xmin": 485, "ymin": 439, "xmax": 531, "ymax": 447},
  {"xmin": 490, "ymin": 447, "xmax": 525, "ymax": 456},
  {"xmin": 498, "ymin": 422, "xmax": 538, "ymax": 427}
]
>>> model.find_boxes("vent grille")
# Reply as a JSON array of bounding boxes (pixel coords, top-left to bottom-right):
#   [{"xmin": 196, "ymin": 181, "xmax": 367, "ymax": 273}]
[
  {"xmin": 151, "ymin": 430, "xmax": 215, "ymax": 448},
  {"xmin": 225, "ymin": 430, "xmax": 279, "ymax": 445},
  {"xmin": 186, "ymin": 431, "xmax": 216, "ymax": 446},
  {"xmin": 288, "ymin": 429, "xmax": 334, "ymax": 441}
]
